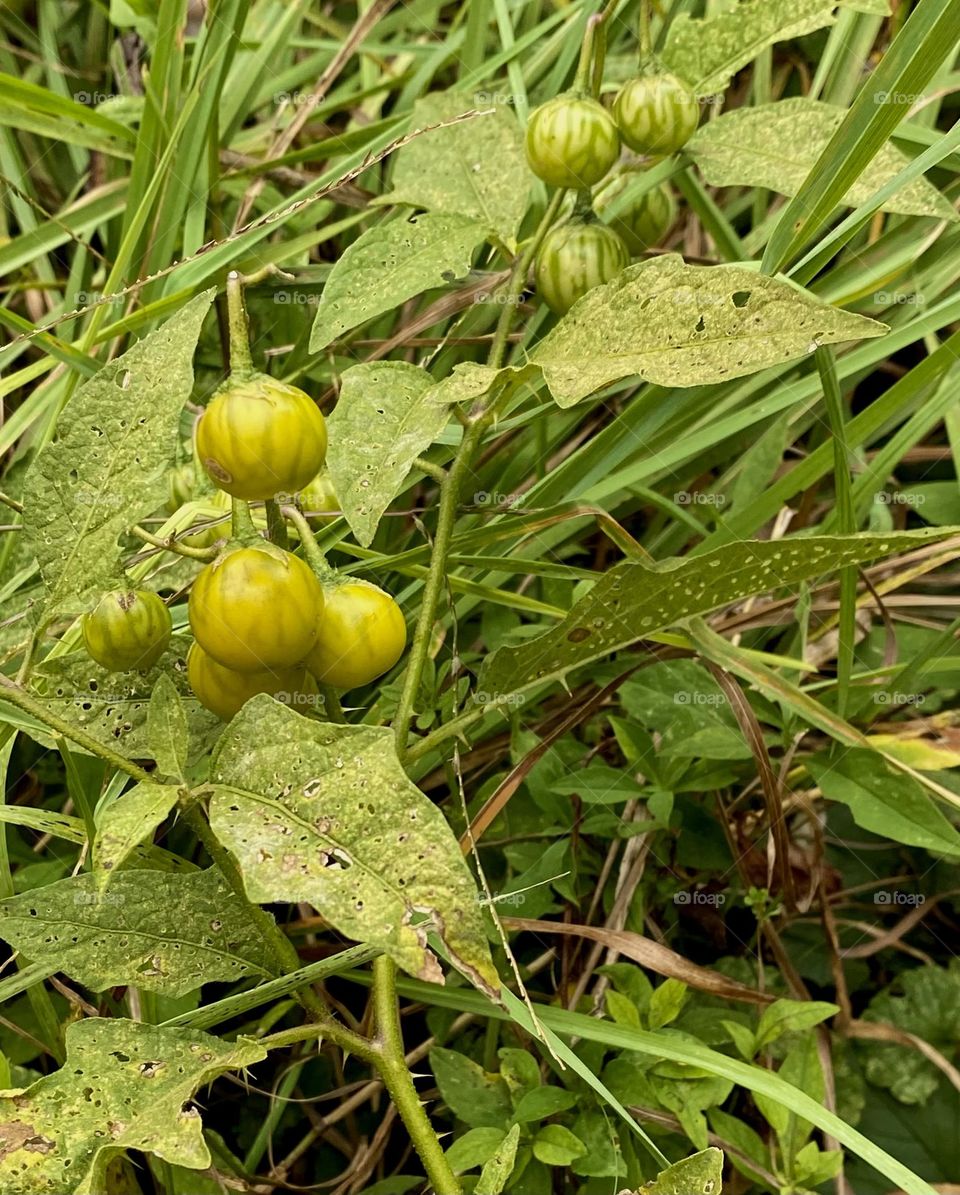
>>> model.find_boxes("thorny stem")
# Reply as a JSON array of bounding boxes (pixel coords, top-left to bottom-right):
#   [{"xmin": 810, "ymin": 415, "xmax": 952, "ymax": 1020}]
[
  {"xmin": 372, "ymin": 955, "xmax": 462, "ymax": 1194},
  {"xmin": 393, "ymin": 192, "xmax": 566, "ymax": 762},
  {"xmin": 225, "ymin": 270, "xmax": 255, "ymax": 378}
]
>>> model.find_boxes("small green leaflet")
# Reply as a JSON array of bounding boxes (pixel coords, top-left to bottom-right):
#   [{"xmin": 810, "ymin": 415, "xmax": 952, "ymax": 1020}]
[
  {"xmin": 531, "ymin": 255, "xmax": 885, "ymax": 407},
  {"xmin": 633, "ymin": 1147, "xmax": 724, "ymax": 1194},
  {"xmin": 0, "ymin": 1018, "xmax": 265, "ymax": 1195},
  {"xmin": 93, "ymin": 782, "xmax": 181, "ymax": 885},
  {"xmin": 378, "ymin": 90, "xmax": 529, "ymax": 244},
  {"xmin": 327, "ymin": 361, "xmax": 448, "ymax": 546},
  {"xmin": 147, "ymin": 674, "xmax": 188, "ymax": 778},
  {"xmin": 476, "ymin": 1124, "xmax": 521, "ymax": 1194},
  {"xmin": 310, "ymin": 212, "xmax": 487, "ymax": 351},
  {"xmin": 0, "ymin": 868, "xmax": 274, "ymax": 996},
  {"xmin": 424, "ymin": 361, "xmax": 541, "ymax": 406},
  {"xmin": 208, "ymin": 696, "xmax": 499, "ymax": 993},
  {"xmin": 22, "ymin": 290, "xmax": 214, "ymax": 618},
  {"xmin": 807, "ymin": 749, "xmax": 960, "ymax": 858},
  {"xmin": 479, "ymin": 531, "xmax": 953, "ymax": 704},
  {"xmin": 689, "ymin": 99, "xmax": 956, "ymax": 220}
]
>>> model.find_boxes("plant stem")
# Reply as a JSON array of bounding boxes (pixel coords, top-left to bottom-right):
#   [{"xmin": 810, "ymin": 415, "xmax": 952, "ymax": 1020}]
[
  {"xmin": 129, "ymin": 524, "xmax": 219, "ymax": 561},
  {"xmin": 319, "ymin": 684, "xmax": 346, "ymax": 723},
  {"xmin": 225, "ymin": 270, "xmax": 254, "ymax": 378},
  {"xmin": 372, "ymin": 955, "xmax": 462, "ymax": 1194},
  {"xmin": 264, "ymin": 498, "xmax": 289, "ymax": 548},
  {"xmin": 231, "ymin": 496, "xmax": 257, "ymax": 540},
  {"xmin": 639, "ymin": 0, "xmax": 652, "ymax": 57},
  {"xmin": 573, "ymin": 12, "xmax": 602, "ymax": 95},
  {"xmin": 282, "ymin": 505, "xmax": 339, "ymax": 581},
  {"xmin": 0, "ymin": 677, "xmax": 151, "ymax": 781}
]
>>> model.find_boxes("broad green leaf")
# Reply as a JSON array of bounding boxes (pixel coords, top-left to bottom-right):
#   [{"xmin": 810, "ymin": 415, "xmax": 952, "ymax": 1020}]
[
  {"xmin": 512, "ymin": 1085, "xmax": 578, "ymax": 1122},
  {"xmin": 476, "ymin": 1124, "xmax": 521, "ymax": 1194},
  {"xmin": 807, "ymin": 749, "xmax": 960, "ymax": 857},
  {"xmin": 531, "ymin": 255, "xmax": 885, "ymax": 407},
  {"xmin": 30, "ymin": 638, "xmax": 220, "ymax": 762},
  {"xmin": 755, "ymin": 999, "xmax": 839, "ymax": 1049},
  {"xmin": 662, "ymin": 0, "xmax": 840, "ymax": 94},
  {"xmin": 864, "ymin": 960, "xmax": 960, "ymax": 1105},
  {"xmin": 446, "ymin": 1127, "xmax": 508, "ymax": 1173},
  {"xmin": 0, "ymin": 869, "xmax": 274, "ymax": 996},
  {"xmin": 648, "ymin": 979, "xmax": 690, "ymax": 1030},
  {"xmin": 0, "ymin": 1018, "xmax": 264, "ymax": 1195},
  {"xmin": 326, "ymin": 362, "xmax": 448, "ymax": 546},
  {"xmin": 689, "ymin": 100, "xmax": 956, "ymax": 220},
  {"xmin": 309, "ymin": 213, "xmax": 487, "ymax": 351},
  {"xmin": 208, "ymin": 697, "xmax": 498, "ymax": 993},
  {"xmin": 379, "ymin": 91, "xmax": 529, "ymax": 244},
  {"xmin": 479, "ymin": 531, "xmax": 948, "ymax": 706},
  {"xmin": 22, "ymin": 291, "xmax": 214, "ymax": 617},
  {"xmin": 532, "ymin": 1124, "xmax": 587, "ymax": 1166},
  {"xmin": 0, "ymin": 804, "xmax": 193, "ymax": 871},
  {"xmin": 147, "ymin": 675, "xmax": 188, "ymax": 779},
  {"xmin": 636, "ymin": 1147, "xmax": 725, "ymax": 1194},
  {"xmin": 430, "ymin": 1047, "xmax": 512, "ymax": 1128},
  {"xmin": 94, "ymin": 782, "xmax": 181, "ymax": 885}
]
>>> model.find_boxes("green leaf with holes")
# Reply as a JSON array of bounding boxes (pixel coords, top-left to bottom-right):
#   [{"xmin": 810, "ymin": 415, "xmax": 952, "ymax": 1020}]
[
  {"xmin": 635, "ymin": 1147, "xmax": 724, "ymax": 1194},
  {"xmin": 207, "ymin": 696, "xmax": 499, "ymax": 993},
  {"xmin": 662, "ymin": 0, "xmax": 842, "ymax": 94},
  {"xmin": 28, "ymin": 638, "xmax": 219, "ymax": 762},
  {"xmin": 378, "ymin": 90, "xmax": 529, "ymax": 244},
  {"xmin": 21, "ymin": 290, "xmax": 214, "ymax": 618},
  {"xmin": 531, "ymin": 255, "xmax": 886, "ymax": 407},
  {"xmin": 326, "ymin": 361, "xmax": 448, "ymax": 547},
  {"xmin": 147, "ymin": 674, "xmax": 188, "ymax": 779},
  {"xmin": 689, "ymin": 100, "xmax": 956, "ymax": 220},
  {"xmin": 93, "ymin": 783, "xmax": 181, "ymax": 886},
  {"xmin": 309, "ymin": 213, "xmax": 487, "ymax": 352},
  {"xmin": 0, "ymin": 1017, "xmax": 264, "ymax": 1195},
  {"xmin": 479, "ymin": 530, "xmax": 955, "ymax": 705},
  {"xmin": 0, "ymin": 869, "xmax": 274, "ymax": 996}
]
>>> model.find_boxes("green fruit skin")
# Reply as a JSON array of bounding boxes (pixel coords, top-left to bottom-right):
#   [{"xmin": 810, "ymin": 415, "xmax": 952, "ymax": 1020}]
[
  {"xmin": 613, "ymin": 73, "xmax": 700, "ymax": 155},
  {"xmin": 534, "ymin": 220, "xmax": 630, "ymax": 315},
  {"xmin": 187, "ymin": 642, "xmax": 313, "ymax": 720},
  {"xmin": 306, "ymin": 580, "xmax": 407, "ymax": 691},
  {"xmin": 189, "ymin": 545, "xmax": 323, "ymax": 673},
  {"xmin": 595, "ymin": 178, "xmax": 677, "ymax": 255},
  {"xmin": 525, "ymin": 94, "xmax": 620, "ymax": 189},
  {"xmin": 82, "ymin": 589, "xmax": 172, "ymax": 672},
  {"xmin": 196, "ymin": 374, "xmax": 327, "ymax": 501}
]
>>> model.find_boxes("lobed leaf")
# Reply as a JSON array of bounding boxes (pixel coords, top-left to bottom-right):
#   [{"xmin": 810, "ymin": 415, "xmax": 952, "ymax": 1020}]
[
  {"xmin": 479, "ymin": 531, "xmax": 954, "ymax": 704},
  {"xmin": 689, "ymin": 99, "xmax": 956, "ymax": 220},
  {"xmin": 0, "ymin": 868, "xmax": 274, "ymax": 996},
  {"xmin": 378, "ymin": 91, "xmax": 529, "ymax": 244},
  {"xmin": 531, "ymin": 255, "xmax": 886, "ymax": 407},
  {"xmin": 22, "ymin": 290, "xmax": 214, "ymax": 618},
  {"xmin": 207, "ymin": 697, "xmax": 499, "ymax": 993},
  {"xmin": 0, "ymin": 1018, "xmax": 265, "ymax": 1195},
  {"xmin": 309, "ymin": 213, "xmax": 487, "ymax": 351},
  {"xmin": 326, "ymin": 361, "xmax": 449, "ymax": 546}
]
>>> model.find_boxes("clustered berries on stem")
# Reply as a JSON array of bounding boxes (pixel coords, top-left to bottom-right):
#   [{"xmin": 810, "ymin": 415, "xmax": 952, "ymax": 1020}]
[
  {"xmin": 523, "ymin": 1, "xmax": 698, "ymax": 315},
  {"xmin": 78, "ymin": 273, "xmax": 407, "ymax": 719}
]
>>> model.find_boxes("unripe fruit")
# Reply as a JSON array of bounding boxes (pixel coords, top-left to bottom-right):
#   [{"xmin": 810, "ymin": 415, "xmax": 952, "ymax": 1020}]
[
  {"xmin": 534, "ymin": 219, "xmax": 629, "ymax": 315},
  {"xmin": 595, "ymin": 178, "xmax": 677, "ymax": 254},
  {"xmin": 613, "ymin": 72, "xmax": 699, "ymax": 156},
  {"xmin": 187, "ymin": 642, "xmax": 313, "ymax": 720},
  {"xmin": 82, "ymin": 589, "xmax": 172, "ymax": 672},
  {"xmin": 166, "ymin": 461, "xmax": 197, "ymax": 513},
  {"xmin": 306, "ymin": 580, "xmax": 407, "ymax": 691},
  {"xmin": 188, "ymin": 545, "xmax": 323, "ymax": 673},
  {"xmin": 525, "ymin": 93, "xmax": 620, "ymax": 189},
  {"xmin": 196, "ymin": 375, "xmax": 327, "ymax": 501}
]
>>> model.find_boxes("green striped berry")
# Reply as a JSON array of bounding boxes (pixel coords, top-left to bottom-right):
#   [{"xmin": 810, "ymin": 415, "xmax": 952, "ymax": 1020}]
[
  {"xmin": 82, "ymin": 589, "xmax": 172, "ymax": 672},
  {"xmin": 525, "ymin": 93, "xmax": 620, "ymax": 189},
  {"xmin": 534, "ymin": 219, "xmax": 629, "ymax": 315},
  {"xmin": 595, "ymin": 177, "xmax": 678, "ymax": 255},
  {"xmin": 613, "ymin": 72, "xmax": 699, "ymax": 155}
]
